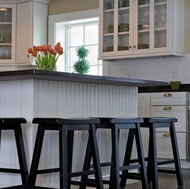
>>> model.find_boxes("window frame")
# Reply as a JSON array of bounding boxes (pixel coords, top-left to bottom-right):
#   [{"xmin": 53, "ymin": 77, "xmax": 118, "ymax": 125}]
[{"xmin": 48, "ymin": 9, "xmax": 101, "ymax": 74}]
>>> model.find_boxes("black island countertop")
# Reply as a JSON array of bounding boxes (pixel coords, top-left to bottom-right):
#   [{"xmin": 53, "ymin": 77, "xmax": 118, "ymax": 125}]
[
  {"xmin": 0, "ymin": 69, "xmax": 169, "ymax": 87},
  {"xmin": 139, "ymin": 84, "xmax": 190, "ymax": 93}
]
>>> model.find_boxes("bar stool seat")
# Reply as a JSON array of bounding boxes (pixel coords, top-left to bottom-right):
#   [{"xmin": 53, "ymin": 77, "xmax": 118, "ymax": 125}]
[
  {"xmin": 81, "ymin": 117, "xmax": 148, "ymax": 189},
  {"xmin": 141, "ymin": 117, "xmax": 184, "ymax": 189},
  {"xmin": 28, "ymin": 117, "xmax": 103, "ymax": 189},
  {"xmin": 0, "ymin": 118, "xmax": 28, "ymax": 189}
]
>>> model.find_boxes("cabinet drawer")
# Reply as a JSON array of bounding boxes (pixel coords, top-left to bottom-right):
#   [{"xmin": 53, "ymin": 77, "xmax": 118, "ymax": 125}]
[
  {"xmin": 156, "ymin": 132, "xmax": 186, "ymax": 160},
  {"xmin": 151, "ymin": 106, "xmax": 187, "ymax": 132},
  {"xmin": 151, "ymin": 92, "xmax": 187, "ymax": 105}
]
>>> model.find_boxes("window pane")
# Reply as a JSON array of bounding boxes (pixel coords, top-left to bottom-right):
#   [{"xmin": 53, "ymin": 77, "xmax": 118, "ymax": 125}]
[
  {"xmin": 88, "ymin": 65, "xmax": 98, "ymax": 75},
  {"xmin": 69, "ymin": 47, "xmax": 78, "ymax": 71},
  {"xmin": 85, "ymin": 25, "xmax": 98, "ymax": 45},
  {"xmin": 70, "ymin": 26, "xmax": 83, "ymax": 46},
  {"xmin": 87, "ymin": 46, "xmax": 98, "ymax": 65}
]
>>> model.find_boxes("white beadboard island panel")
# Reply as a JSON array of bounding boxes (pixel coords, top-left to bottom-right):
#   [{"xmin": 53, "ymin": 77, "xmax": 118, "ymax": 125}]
[{"xmin": 0, "ymin": 70, "xmax": 168, "ymax": 187}]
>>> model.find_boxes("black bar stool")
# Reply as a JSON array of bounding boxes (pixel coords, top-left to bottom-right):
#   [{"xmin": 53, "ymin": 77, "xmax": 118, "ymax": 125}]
[
  {"xmin": 0, "ymin": 118, "xmax": 28, "ymax": 189},
  {"xmin": 80, "ymin": 117, "xmax": 148, "ymax": 189},
  {"xmin": 141, "ymin": 117, "xmax": 183, "ymax": 189},
  {"xmin": 28, "ymin": 117, "xmax": 103, "ymax": 189}
]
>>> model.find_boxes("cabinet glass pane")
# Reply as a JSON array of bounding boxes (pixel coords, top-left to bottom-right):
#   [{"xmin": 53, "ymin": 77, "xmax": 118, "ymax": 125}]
[
  {"xmin": 0, "ymin": 45, "xmax": 11, "ymax": 59},
  {"xmin": 0, "ymin": 8, "xmax": 12, "ymax": 22},
  {"xmin": 103, "ymin": 0, "xmax": 114, "ymax": 52},
  {"xmin": 138, "ymin": 0, "xmax": 150, "ymax": 50},
  {"xmin": 118, "ymin": 0, "xmax": 130, "ymax": 51},
  {"xmin": 154, "ymin": 0, "xmax": 167, "ymax": 48},
  {"xmin": 0, "ymin": 7, "xmax": 12, "ymax": 60}
]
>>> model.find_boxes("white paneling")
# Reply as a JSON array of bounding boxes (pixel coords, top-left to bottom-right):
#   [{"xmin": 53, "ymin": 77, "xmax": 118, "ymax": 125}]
[{"xmin": 0, "ymin": 79, "xmax": 137, "ymax": 187}]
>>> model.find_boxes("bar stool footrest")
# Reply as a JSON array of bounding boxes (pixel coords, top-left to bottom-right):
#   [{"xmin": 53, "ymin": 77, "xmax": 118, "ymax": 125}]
[
  {"xmin": 90, "ymin": 162, "xmax": 112, "ymax": 168},
  {"xmin": 36, "ymin": 168, "xmax": 60, "ymax": 174},
  {"xmin": 0, "ymin": 168, "xmax": 22, "ymax": 174},
  {"xmin": 129, "ymin": 157, "xmax": 149, "ymax": 163},
  {"xmin": 120, "ymin": 172, "xmax": 142, "ymax": 180},
  {"xmin": 157, "ymin": 160, "xmax": 175, "ymax": 166},
  {"xmin": 70, "ymin": 180, "xmax": 97, "ymax": 187},
  {"xmin": 158, "ymin": 169, "xmax": 178, "ymax": 174},
  {"xmin": 0, "ymin": 185, "xmax": 25, "ymax": 189},
  {"xmin": 69, "ymin": 170, "xmax": 96, "ymax": 177},
  {"xmin": 119, "ymin": 164, "xmax": 141, "ymax": 171}
]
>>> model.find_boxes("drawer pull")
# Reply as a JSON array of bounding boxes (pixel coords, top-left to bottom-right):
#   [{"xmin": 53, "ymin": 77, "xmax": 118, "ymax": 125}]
[
  {"xmin": 163, "ymin": 93, "xmax": 172, "ymax": 97},
  {"xmin": 163, "ymin": 106, "xmax": 172, "ymax": 110},
  {"xmin": 163, "ymin": 132, "xmax": 171, "ymax": 137}
]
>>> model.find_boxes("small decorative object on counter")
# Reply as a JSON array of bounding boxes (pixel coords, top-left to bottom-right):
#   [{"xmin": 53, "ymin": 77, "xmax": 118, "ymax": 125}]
[
  {"xmin": 28, "ymin": 42, "xmax": 64, "ymax": 71},
  {"xmin": 73, "ymin": 46, "xmax": 90, "ymax": 74},
  {"xmin": 170, "ymin": 81, "xmax": 181, "ymax": 89}
]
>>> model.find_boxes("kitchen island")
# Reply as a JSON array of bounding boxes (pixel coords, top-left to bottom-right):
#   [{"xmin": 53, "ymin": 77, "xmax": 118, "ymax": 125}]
[{"xmin": 0, "ymin": 70, "xmax": 168, "ymax": 187}]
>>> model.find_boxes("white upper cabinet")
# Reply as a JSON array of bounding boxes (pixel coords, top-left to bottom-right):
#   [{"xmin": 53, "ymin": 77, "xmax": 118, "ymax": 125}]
[
  {"xmin": 99, "ymin": 0, "xmax": 190, "ymax": 60},
  {"xmin": 0, "ymin": 0, "xmax": 49, "ymax": 67},
  {"xmin": 16, "ymin": 1, "xmax": 48, "ymax": 64},
  {"xmin": 0, "ymin": 4, "xmax": 16, "ymax": 64}
]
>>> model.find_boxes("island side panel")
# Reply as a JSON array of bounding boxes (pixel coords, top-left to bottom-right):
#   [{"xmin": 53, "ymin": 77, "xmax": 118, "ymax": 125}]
[
  {"xmin": 32, "ymin": 79, "xmax": 138, "ymax": 187},
  {"xmin": 0, "ymin": 79, "xmax": 138, "ymax": 187},
  {"xmin": 0, "ymin": 79, "xmax": 34, "ymax": 187}
]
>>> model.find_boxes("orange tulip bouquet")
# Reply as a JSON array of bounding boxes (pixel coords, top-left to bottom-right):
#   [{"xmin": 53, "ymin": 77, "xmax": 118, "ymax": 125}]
[{"xmin": 28, "ymin": 42, "xmax": 64, "ymax": 71}]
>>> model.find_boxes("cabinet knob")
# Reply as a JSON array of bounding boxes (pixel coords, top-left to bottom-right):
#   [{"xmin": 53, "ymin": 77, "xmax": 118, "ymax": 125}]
[
  {"xmin": 27, "ymin": 54, "xmax": 30, "ymax": 58},
  {"xmin": 163, "ymin": 132, "xmax": 171, "ymax": 137},
  {"xmin": 163, "ymin": 93, "xmax": 172, "ymax": 97},
  {"xmin": 133, "ymin": 45, "xmax": 136, "ymax": 49},
  {"xmin": 163, "ymin": 106, "xmax": 172, "ymax": 110},
  {"xmin": 129, "ymin": 46, "xmax": 132, "ymax": 49}
]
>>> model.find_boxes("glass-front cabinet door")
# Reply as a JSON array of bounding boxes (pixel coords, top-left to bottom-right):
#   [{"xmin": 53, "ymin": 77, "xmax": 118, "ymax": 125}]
[
  {"xmin": 99, "ymin": 0, "xmax": 185, "ymax": 60},
  {"xmin": 136, "ymin": 0, "xmax": 150, "ymax": 52},
  {"xmin": 0, "ymin": 4, "xmax": 15, "ymax": 63},
  {"xmin": 154, "ymin": 0, "xmax": 167, "ymax": 49}
]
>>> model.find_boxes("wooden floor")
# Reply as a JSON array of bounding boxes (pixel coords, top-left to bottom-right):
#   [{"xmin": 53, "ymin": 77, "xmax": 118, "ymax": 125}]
[{"xmin": 125, "ymin": 169, "xmax": 190, "ymax": 189}]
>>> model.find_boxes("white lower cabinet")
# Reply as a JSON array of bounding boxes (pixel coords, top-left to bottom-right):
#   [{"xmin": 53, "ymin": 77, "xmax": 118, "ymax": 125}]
[
  {"xmin": 138, "ymin": 92, "xmax": 188, "ymax": 160},
  {"xmin": 156, "ymin": 132, "xmax": 186, "ymax": 160}
]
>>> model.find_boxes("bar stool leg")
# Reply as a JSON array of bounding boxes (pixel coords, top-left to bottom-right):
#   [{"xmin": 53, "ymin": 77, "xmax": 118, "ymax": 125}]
[
  {"xmin": 120, "ymin": 129, "xmax": 135, "ymax": 187},
  {"xmin": 169, "ymin": 123, "xmax": 183, "ymax": 186},
  {"xmin": 135, "ymin": 124, "xmax": 148, "ymax": 189},
  {"xmin": 67, "ymin": 130, "xmax": 74, "ymax": 189},
  {"xmin": 79, "ymin": 136, "xmax": 92, "ymax": 189},
  {"xmin": 110, "ymin": 126, "xmax": 120, "ymax": 189},
  {"xmin": 14, "ymin": 125, "xmax": 28, "ymax": 188},
  {"xmin": 89, "ymin": 124, "xmax": 104, "ymax": 189},
  {"xmin": 60, "ymin": 126, "xmax": 68, "ymax": 189},
  {"xmin": 28, "ymin": 125, "xmax": 45, "ymax": 189},
  {"xmin": 147, "ymin": 126, "xmax": 158, "ymax": 189}
]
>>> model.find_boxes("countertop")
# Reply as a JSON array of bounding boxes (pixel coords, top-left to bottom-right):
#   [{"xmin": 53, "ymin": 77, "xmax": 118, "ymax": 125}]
[
  {"xmin": 0, "ymin": 69, "xmax": 169, "ymax": 87},
  {"xmin": 139, "ymin": 84, "xmax": 190, "ymax": 93}
]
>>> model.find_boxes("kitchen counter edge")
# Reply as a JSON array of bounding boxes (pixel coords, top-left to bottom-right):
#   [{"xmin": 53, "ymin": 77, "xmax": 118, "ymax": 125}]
[{"xmin": 0, "ymin": 70, "xmax": 169, "ymax": 87}]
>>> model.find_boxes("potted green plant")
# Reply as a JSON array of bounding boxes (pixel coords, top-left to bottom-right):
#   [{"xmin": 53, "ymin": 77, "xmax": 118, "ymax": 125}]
[{"xmin": 73, "ymin": 46, "xmax": 90, "ymax": 74}]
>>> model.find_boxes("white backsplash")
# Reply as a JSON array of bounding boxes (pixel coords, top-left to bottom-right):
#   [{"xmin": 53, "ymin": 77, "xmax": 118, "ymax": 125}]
[{"xmin": 104, "ymin": 54, "xmax": 190, "ymax": 83}]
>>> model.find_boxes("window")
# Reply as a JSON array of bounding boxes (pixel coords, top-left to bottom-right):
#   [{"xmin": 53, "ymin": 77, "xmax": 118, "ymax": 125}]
[{"xmin": 49, "ymin": 9, "xmax": 102, "ymax": 75}]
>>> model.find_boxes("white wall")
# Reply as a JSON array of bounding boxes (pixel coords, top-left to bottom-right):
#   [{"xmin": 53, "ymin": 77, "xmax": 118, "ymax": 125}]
[{"xmin": 104, "ymin": 54, "xmax": 190, "ymax": 83}]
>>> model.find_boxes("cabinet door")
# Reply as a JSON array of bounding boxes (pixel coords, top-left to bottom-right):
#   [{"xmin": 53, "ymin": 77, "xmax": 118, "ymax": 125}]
[
  {"xmin": 151, "ymin": 92, "xmax": 187, "ymax": 106},
  {"xmin": 16, "ymin": 2, "xmax": 48, "ymax": 64},
  {"xmin": 16, "ymin": 2, "xmax": 32, "ymax": 64},
  {"xmin": 151, "ymin": 105, "xmax": 187, "ymax": 132},
  {"xmin": 134, "ymin": 0, "xmax": 151, "ymax": 54},
  {"xmin": 0, "ymin": 4, "xmax": 16, "ymax": 63},
  {"xmin": 99, "ymin": 0, "xmax": 187, "ymax": 60},
  {"xmin": 99, "ymin": 0, "xmax": 133, "ymax": 58},
  {"xmin": 156, "ymin": 132, "xmax": 186, "ymax": 159}
]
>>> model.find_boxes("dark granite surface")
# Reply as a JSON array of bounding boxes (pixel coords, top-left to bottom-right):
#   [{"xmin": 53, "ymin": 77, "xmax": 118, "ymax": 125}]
[
  {"xmin": 139, "ymin": 84, "xmax": 190, "ymax": 93},
  {"xmin": 0, "ymin": 69, "xmax": 169, "ymax": 87}
]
